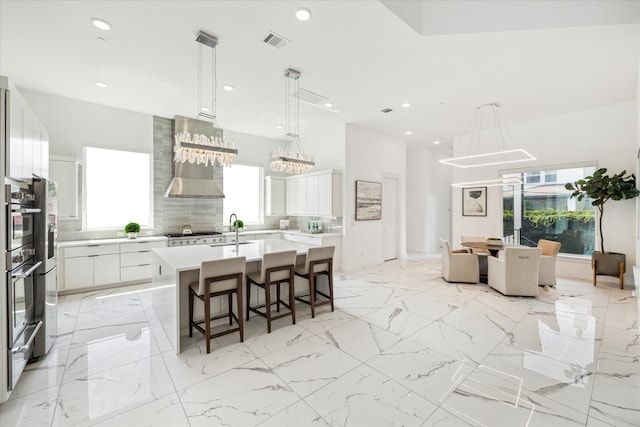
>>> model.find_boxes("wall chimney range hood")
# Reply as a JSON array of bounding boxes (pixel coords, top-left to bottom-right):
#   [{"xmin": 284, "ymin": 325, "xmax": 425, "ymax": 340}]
[{"xmin": 164, "ymin": 116, "xmax": 225, "ymax": 199}]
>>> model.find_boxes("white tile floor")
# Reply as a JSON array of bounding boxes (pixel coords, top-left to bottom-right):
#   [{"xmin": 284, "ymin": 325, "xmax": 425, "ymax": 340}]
[{"xmin": 1, "ymin": 257, "xmax": 639, "ymax": 426}]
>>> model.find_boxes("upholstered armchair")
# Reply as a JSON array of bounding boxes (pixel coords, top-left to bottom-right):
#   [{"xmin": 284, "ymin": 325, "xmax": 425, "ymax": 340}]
[
  {"xmin": 440, "ymin": 239, "xmax": 479, "ymax": 284},
  {"xmin": 488, "ymin": 247, "xmax": 542, "ymax": 296},
  {"xmin": 461, "ymin": 235, "xmax": 489, "ymax": 277},
  {"xmin": 538, "ymin": 239, "xmax": 561, "ymax": 286}
]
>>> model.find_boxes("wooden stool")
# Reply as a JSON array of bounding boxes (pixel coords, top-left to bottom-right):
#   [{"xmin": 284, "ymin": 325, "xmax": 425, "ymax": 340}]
[
  {"xmin": 294, "ymin": 246, "xmax": 335, "ymax": 318},
  {"xmin": 592, "ymin": 258, "xmax": 624, "ymax": 289},
  {"xmin": 246, "ymin": 250, "xmax": 297, "ymax": 333},
  {"xmin": 188, "ymin": 256, "xmax": 246, "ymax": 353}
]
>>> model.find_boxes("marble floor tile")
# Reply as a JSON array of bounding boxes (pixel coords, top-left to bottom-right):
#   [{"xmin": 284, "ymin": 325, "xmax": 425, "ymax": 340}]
[
  {"xmin": 261, "ymin": 335, "xmax": 360, "ymax": 396},
  {"xmin": 0, "ymin": 385, "xmax": 59, "ymax": 427},
  {"xmin": 70, "ymin": 318, "xmax": 151, "ymax": 348},
  {"xmin": 259, "ymin": 400, "xmax": 328, "ymax": 427},
  {"xmin": 93, "ymin": 392, "xmax": 189, "ymax": 427},
  {"xmin": 180, "ymin": 359, "xmax": 299, "ymax": 426},
  {"xmin": 332, "ymin": 293, "xmax": 387, "ymax": 317},
  {"xmin": 360, "ymin": 305, "xmax": 434, "ymax": 338},
  {"xmin": 304, "ymin": 364, "xmax": 437, "ymax": 426},
  {"xmin": 423, "ymin": 407, "xmax": 476, "ymax": 426},
  {"xmin": 295, "ymin": 309, "xmax": 356, "ymax": 335},
  {"xmin": 244, "ymin": 324, "xmax": 315, "ymax": 357},
  {"xmin": 322, "ymin": 318, "xmax": 402, "ymax": 361},
  {"xmin": 588, "ymin": 373, "xmax": 640, "ymax": 426},
  {"xmin": 53, "ymin": 355, "xmax": 175, "ymax": 426},
  {"xmin": 8, "ymin": 347, "xmax": 68, "ymax": 400},
  {"xmin": 439, "ymin": 306, "xmax": 515, "ymax": 343},
  {"xmin": 596, "ymin": 344, "xmax": 640, "ymax": 388},
  {"xmin": 397, "ymin": 292, "xmax": 459, "ymax": 320}
]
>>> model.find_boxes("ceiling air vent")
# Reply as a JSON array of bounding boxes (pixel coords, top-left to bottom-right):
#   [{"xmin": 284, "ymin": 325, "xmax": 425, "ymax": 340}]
[
  {"xmin": 298, "ymin": 88, "xmax": 328, "ymax": 105},
  {"xmin": 263, "ymin": 32, "xmax": 289, "ymax": 49},
  {"xmin": 381, "ymin": 108, "xmax": 393, "ymax": 113}
]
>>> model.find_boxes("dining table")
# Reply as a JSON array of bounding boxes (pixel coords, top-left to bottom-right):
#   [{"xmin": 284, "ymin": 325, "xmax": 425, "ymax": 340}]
[{"xmin": 461, "ymin": 241, "xmax": 505, "ymax": 257}]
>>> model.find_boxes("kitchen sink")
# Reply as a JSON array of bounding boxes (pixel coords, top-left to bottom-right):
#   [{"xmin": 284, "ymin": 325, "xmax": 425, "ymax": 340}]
[{"xmin": 209, "ymin": 242, "xmax": 252, "ymax": 247}]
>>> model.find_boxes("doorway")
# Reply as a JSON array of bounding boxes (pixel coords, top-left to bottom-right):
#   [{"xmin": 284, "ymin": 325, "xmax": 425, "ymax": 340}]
[{"xmin": 382, "ymin": 176, "xmax": 398, "ymax": 261}]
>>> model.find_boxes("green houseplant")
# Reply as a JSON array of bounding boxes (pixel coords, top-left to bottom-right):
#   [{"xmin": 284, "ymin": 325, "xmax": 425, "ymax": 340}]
[
  {"xmin": 124, "ymin": 222, "xmax": 141, "ymax": 239},
  {"xmin": 565, "ymin": 168, "xmax": 639, "ymax": 286},
  {"xmin": 232, "ymin": 219, "xmax": 244, "ymax": 231}
]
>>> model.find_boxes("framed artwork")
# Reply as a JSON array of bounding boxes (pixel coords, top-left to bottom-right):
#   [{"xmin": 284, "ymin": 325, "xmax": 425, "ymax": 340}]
[
  {"xmin": 462, "ymin": 186, "xmax": 487, "ymax": 216},
  {"xmin": 355, "ymin": 180, "xmax": 382, "ymax": 221}
]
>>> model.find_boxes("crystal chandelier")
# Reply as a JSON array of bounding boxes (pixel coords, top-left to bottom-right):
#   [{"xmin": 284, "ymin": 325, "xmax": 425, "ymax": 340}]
[
  {"xmin": 440, "ymin": 102, "xmax": 534, "ymax": 168},
  {"xmin": 173, "ymin": 31, "xmax": 238, "ymax": 167},
  {"xmin": 270, "ymin": 68, "xmax": 315, "ymax": 174}
]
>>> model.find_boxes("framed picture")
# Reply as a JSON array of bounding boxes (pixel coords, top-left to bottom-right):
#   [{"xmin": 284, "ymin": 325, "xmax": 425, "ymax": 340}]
[
  {"xmin": 355, "ymin": 180, "xmax": 382, "ymax": 221},
  {"xmin": 462, "ymin": 187, "xmax": 487, "ymax": 216}
]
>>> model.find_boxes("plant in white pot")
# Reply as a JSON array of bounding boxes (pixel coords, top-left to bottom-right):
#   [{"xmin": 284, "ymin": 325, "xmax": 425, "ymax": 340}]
[
  {"xmin": 124, "ymin": 222, "xmax": 141, "ymax": 239},
  {"xmin": 565, "ymin": 168, "xmax": 639, "ymax": 288}
]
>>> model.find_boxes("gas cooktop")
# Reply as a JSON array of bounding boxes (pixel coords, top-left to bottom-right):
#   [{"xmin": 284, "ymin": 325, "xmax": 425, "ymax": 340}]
[{"xmin": 165, "ymin": 231, "xmax": 223, "ymax": 238}]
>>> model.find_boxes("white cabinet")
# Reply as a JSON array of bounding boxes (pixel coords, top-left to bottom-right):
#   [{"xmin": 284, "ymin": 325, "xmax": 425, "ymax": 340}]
[
  {"xmin": 285, "ymin": 170, "xmax": 342, "ymax": 217},
  {"xmin": 50, "ymin": 156, "xmax": 79, "ymax": 218},
  {"xmin": 226, "ymin": 234, "xmax": 254, "ymax": 243},
  {"xmin": 282, "ymin": 232, "xmax": 342, "ymax": 270},
  {"xmin": 120, "ymin": 241, "xmax": 167, "ymax": 283},
  {"xmin": 265, "ymin": 176, "xmax": 286, "ymax": 216},
  {"xmin": 63, "ymin": 244, "xmax": 120, "ymax": 290}
]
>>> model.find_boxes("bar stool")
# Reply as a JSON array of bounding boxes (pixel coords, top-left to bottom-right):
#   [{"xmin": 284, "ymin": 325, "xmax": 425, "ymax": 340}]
[
  {"xmin": 246, "ymin": 250, "xmax": 297, "ymax": 333},
  {"xmin": 188, "ymin": 256, "xmax": 246, "ymax": 353},
  {"xmin": 294, "ymin": 246, "xmax": 335, "ymax": 318}
]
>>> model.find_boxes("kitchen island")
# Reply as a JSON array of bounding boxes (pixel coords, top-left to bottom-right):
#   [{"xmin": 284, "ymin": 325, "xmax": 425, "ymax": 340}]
[{"xmin": 151, "ymin": 239, "xmax": 318, "ymax": 353}]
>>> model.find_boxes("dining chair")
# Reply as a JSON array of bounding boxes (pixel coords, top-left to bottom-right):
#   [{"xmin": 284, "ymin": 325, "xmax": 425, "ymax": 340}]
[
  {"xmin": 488, "ymin": 247, "xmax": 542, "ymax": 296},
  {"xmin": 460, "ymin": 235, "xmax": 489, "ymax": 278},
  {"xmin": 188, "ymin": 256, "xmax": 246, "ymax": 353},
  {"xmin": 440, "ymin": 239, "xmax": 480, "ymax": 284},
  {"xmin": 246, "ymin": 250, "xmax": 297, "ymax": 333},
  {"xmin": 537, "ymin": 239, "xmax": 561, "ymax": 286},
  {"xmin": 294, "ymin": 246, "xmax": 335, "ymax": 318}
]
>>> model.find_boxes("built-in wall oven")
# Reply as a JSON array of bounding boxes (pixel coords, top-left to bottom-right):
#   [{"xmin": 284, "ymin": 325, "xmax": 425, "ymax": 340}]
[{"xmin": 5, "ymin": 182, "xmax": 42, "ymax": 390}]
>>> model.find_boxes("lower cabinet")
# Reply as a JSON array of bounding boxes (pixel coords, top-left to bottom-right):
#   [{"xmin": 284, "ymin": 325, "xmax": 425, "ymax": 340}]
[
  {"xmin": 120, "ymin": 240, "xmax": 168, "ymax": 282},
  {"xmin": 63, "ymin": 244, "xmax": 120, "ymax": 291}
]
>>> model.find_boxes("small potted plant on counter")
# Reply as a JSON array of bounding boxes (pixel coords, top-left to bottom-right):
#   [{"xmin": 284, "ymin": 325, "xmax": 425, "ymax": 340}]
[
  {"xmin": 124, "ymin": 222, "xmax": 141, "ymax": 239},
  {"xmin": 565, "ymin": 168, "xmax": 639, "ymax": 288},
  {"xmin": 232, "ymin": 219, "xmax": 244, "ymax": 231}
]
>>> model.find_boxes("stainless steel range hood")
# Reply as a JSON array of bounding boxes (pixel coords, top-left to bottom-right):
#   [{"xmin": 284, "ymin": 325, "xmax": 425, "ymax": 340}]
[{"xmin": 164, "ymin": 116, "xmax": 225, "ymax": 199}]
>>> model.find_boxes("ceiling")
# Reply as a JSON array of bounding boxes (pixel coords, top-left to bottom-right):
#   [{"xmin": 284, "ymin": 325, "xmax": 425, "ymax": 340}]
[{"xmin": 1, "ymin": 1, "xmax": 638, "ymax": 152}]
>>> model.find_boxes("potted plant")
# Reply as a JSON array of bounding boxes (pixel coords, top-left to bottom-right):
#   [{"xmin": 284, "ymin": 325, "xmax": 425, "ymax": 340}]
[
  {"xmin": 565, "ymin": 168, "xmax": 639, "ymax": 287},
  {"xmin": 124, "ymin": 222, "xmax": 141, "ymax": 239},
  {"xmin": 232, "ymin": 219, "xmax": 244, "ymax": 231}
]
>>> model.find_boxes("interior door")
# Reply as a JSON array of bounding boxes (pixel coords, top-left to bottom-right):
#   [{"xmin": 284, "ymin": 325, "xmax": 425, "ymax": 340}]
[{"xmin": 382, "ymin": 176, "xmax": 398, "ymax": 261}]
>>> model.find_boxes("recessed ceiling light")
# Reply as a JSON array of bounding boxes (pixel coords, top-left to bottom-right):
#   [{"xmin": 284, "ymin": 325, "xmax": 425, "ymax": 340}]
[
  {"xmin": 324, "ymin": 102, "xmax": 333, "ymax": 108},
  {"xmin": 92, "ymin": 18, "xmax": 111, "ymax": 31},
  {"xmin": 276, "ymin": 125, "xmax": 283, "ymax": 129},
  {"xmin": 405, "ymin": 131, "xmax": 413, "ymax": 135},
  {"xmin": 433, "ymin": 140, "xmax": 441, "ymax": 145},
  {"xmin": 95, "ymin": 81, "xmax": 108, "ymax": 88},
  {"xmin": 296, "ymin": 7, "xmax": 311, "ymax": 21},
  {"xmin": 401, "ymin": 103, "xmax": 411, "ymax": 108},
  {"xmin": 223, "ymin": 85, "xmax": 234, "ymax": 91}
]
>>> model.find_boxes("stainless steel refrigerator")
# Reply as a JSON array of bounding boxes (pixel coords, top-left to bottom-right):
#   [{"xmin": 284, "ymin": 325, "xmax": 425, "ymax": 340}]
[{"xmin": 32, "ymin": 178, "xmax": 57, "ymax": 359}]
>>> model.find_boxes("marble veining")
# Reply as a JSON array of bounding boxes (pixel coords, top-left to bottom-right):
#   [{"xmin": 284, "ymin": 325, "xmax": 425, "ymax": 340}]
[{"xmin": 1, "ymin": 257, "xmax": 638, "ymax": 426}]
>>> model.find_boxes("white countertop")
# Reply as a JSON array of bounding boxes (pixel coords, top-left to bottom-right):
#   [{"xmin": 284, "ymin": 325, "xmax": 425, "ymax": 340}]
[
  {"xmin": 152, "ymin": 238, "xmax": 315, "ymax": 271},
  {"xmin": 58, "ymin": 235, "xmax": 168, "ymax": 248},
  {"xmin": 221, "ymin": 229, "xmax": 342, "ymax": 238}
]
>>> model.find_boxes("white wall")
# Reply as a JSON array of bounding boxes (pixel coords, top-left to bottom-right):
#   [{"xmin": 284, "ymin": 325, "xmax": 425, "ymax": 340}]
[
  {"xmin": 301, "ymin": 119, "xmax": 346, "ymax": 171},
  {"xmin": 343, "ymin": 124, "xmax": 407, "ymax": 270},
  {"xmin": 451, "ymin": 101, "xmax": 637, "ymax": 281},
  {"xmin": 406, "ymin": 143, "xmax": 452, "ymax": 253}
]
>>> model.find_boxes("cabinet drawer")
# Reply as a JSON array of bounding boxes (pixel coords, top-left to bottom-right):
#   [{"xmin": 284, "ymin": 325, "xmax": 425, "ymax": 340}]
[
  {"xmin": 120, "ymin": 251, "xmax": 152, "ymax": 267},
  {"xmin": 121, "ymin": 265, "xmax": 152, "ymax": 282},
  {"xmin": 283, "ymin": 233, "xmax": 320, "ymax": 245},
  {"xmin": 120, "ymin": 240, "xmax": 166, "ymax": 253},
  {"xmin": 65, "ymin": 244, "xmax": 119, "ymax": 258}
]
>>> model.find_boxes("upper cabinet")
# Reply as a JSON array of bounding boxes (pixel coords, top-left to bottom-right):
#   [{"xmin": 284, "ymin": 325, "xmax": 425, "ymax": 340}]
[
  {"xmin": 265, "ymin": 176, "xmax": 286, "ymax": 216},
  {"xmin": 285, "ymin": 170, "xmax": 342, "ymax": 217},
  {"xmin": 6, "ymin": 81, "xmax": 49, "ymax": 179}
]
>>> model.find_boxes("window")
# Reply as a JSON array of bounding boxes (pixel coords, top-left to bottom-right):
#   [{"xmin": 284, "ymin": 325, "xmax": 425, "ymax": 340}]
[
  {"xmin": 502, "ymin": 165, "xmax": 596, "ymax": 255},
  {"xmin": 223, "ymin": 164, "xmax": 263, "ymax": 224},
  {"xmin": 84, "ymin": 147, "xmax": 152, "ymax": 229}
]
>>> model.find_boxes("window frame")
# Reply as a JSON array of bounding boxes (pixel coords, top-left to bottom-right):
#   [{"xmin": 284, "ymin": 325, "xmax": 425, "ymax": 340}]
[{"xmin": 82, "ymin": 145, "xmax": 154, "ymax": 231}]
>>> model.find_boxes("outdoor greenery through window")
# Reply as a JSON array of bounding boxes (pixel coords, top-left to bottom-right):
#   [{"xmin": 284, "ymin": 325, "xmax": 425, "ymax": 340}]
[
  {"xmin": 84, "ymin": 146, "xmax": 152, "ymax": 229},
  {"xmin": 223, "ymin": 164, "xmax": 263, "ymax": 225},
  {"xmin": 502, "ymin": 165, "xmax": 596, "ymax": 255}
]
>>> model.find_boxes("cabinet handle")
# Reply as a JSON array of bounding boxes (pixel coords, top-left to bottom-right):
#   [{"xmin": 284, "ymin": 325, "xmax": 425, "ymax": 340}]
[
  {"xmin": 88, "ymin": 255, "xmax": 98, "ymax": 258},
  {"xmin": 87, "ymin": 245, "xmax": 100, "ymax": 247}
]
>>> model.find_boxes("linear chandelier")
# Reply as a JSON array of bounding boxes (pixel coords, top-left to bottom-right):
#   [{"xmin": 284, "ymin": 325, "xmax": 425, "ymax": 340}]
[
  {"xmin": 173, "ymin": 30, "xmax": 238, "ymax": 167},
  {"xmin": 270, "ymin": 68, "xmax": 315, "ymax": 174},
  {"xmin": 440, "ymin": 102, "xmax": 534, "ymax": 168},
  {"xmin": 450, "ymin": 177, "xmax": 523, "ymax": 188}
]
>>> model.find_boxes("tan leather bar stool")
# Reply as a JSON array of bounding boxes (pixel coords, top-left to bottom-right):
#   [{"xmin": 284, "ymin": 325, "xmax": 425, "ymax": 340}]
[
  {"xmin": 188, "ymin": 256, "xmax": 246, "ymax": 353},
  {"xmin": 294, "ymin": 246, "xmax": 335, "ymax": 318},
  {"xmin": 246, "ymin": 250, "xmax": 297, "ymax": 333}
]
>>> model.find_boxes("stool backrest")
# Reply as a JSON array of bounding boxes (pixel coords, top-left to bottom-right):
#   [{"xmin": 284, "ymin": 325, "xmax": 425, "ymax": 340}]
[
  {"xmin": 199, "ymin": 256, "xmax": 246, "ymax": 295},
  {"xmin": 302, "ymin": 246, "xmax": 335, "ymax": 275},
  {"xmin": 260, "ymin": 250, "xmax": 297, "ymax": 282},
  {"xmin": 538, "ymin": 239, "xmax": 561, "ymax": 256}
]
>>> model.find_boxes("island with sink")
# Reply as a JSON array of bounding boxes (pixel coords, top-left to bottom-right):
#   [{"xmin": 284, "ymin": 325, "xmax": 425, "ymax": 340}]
[{"xmin": 150, "ymin": 238, "xmax": 324, "ymax": 353}]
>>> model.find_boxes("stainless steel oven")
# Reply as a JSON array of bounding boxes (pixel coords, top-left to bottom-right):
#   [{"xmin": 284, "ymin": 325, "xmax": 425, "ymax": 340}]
[{"xmin": 7, "ymin": 184, "xmax": 38, "ymax": 251}]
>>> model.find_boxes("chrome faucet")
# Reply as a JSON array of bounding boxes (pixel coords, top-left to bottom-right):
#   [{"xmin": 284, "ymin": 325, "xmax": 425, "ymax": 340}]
[{"xmin": 229, "ymin": 213, "xmax": 239, "ymax": 252}]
